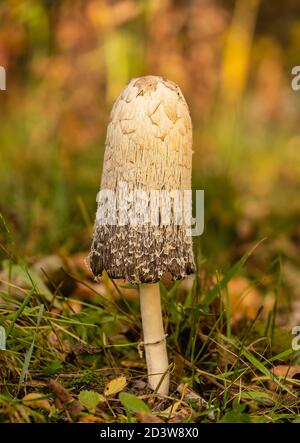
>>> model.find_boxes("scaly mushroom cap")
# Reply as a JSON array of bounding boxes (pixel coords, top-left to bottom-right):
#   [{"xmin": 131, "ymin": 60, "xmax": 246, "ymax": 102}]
[{"xmin": 90, "ymin": 76, "xmax": 195, "ymax": 283}]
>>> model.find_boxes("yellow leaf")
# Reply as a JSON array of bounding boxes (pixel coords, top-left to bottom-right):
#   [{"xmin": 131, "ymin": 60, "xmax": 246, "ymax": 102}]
[
  {"xmin": 22, "ymin": 392, "xmax": 51, "ymax": 412},
  {"xmin": 104, "ymin": 376, "xmax": 127, "ymax": 396}
]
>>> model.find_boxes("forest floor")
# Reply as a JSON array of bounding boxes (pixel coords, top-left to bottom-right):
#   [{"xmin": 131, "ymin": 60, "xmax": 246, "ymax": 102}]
[
  {"xmin": 1, "ymin": 120, "xmax": 300, "ymax": 423},
  {"xmin": 0, "ymin": 238, "xmax": 300, "ymax": 423}
]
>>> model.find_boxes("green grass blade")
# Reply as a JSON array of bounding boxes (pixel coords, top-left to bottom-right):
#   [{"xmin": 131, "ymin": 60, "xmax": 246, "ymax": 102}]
[
  {"xmin": 6, "ymin": 288, "xmax": 35, "ymax": 337},
  {"xmin": 18, "ymin": 304, "xmax": 45, "ymax": 390}
]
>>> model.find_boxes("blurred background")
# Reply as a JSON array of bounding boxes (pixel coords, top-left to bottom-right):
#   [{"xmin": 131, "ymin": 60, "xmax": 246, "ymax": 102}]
[{"xmin": 0, "ymin": 0, "xmax": 300, "ymax": 308}]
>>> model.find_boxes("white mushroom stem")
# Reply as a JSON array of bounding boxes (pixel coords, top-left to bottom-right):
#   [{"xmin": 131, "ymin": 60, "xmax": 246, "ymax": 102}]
[{"xmin": 140, "ymin": 283, "xmax": 169, "ymax": 396}]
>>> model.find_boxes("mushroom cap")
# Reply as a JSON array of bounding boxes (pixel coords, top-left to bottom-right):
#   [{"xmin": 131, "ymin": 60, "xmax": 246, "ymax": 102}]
[{"xmin": 90, "ymin": 76, "xmax": 195, "ymax": 283}]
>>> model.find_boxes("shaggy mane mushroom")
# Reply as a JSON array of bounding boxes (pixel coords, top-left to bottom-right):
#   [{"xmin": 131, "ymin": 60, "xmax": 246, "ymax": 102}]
[{"xmin": 90, "ymin": 75, "xmax": 195, "ymax": 395}]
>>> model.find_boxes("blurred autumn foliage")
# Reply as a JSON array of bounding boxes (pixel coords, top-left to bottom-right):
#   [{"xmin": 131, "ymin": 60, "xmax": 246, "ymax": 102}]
[{"xmin": 0, "ymin": 0, "xmax": 300, "ymax": 296}]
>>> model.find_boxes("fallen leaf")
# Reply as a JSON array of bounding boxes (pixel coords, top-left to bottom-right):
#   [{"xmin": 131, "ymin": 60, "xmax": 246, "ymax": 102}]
[
  {"xmin": 119, "ymin": 392, "xmax": 150, "ymax": 413},
  {"xmin": 78, "ymin": 390, "xmax": 105, "ymax": 411},
  {"xmin": 22, "ymin": 392, "xmax": 51, "ymax": 412},
  {"xmin": 104, "ymin": 376, "xmax": 127, "ymax": 396}
]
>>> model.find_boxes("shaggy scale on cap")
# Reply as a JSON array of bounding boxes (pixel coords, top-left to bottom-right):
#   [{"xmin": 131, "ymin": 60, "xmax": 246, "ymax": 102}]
[{"xmin": 90, "ymin": 76, "xmax": 195, "ymax": 283}]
